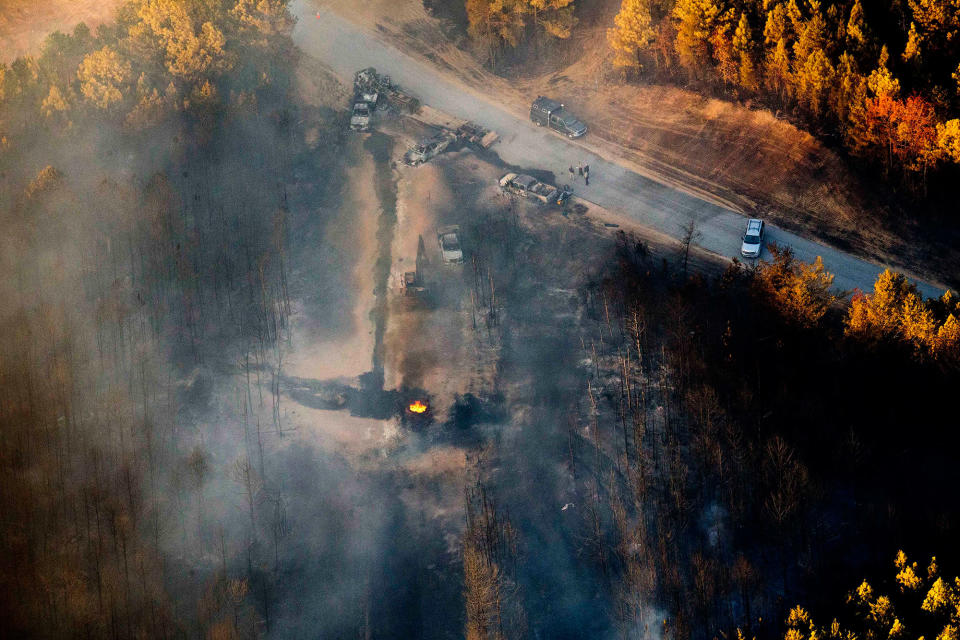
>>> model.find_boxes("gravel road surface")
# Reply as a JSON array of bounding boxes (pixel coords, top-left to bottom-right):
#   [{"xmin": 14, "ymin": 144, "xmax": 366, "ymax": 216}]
[{"xmin": 293, "ymin": 2, "xmax": 944, "ymax": 297}]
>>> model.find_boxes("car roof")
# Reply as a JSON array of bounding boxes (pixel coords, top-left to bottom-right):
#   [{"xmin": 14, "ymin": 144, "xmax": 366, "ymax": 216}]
[
  {"xmin": 515, "ymin": 175, "xmax": 538, "ymax": 188},
  {"xmin": 533, "ymin": 96, "xmax": 563, "ymax": 111}
]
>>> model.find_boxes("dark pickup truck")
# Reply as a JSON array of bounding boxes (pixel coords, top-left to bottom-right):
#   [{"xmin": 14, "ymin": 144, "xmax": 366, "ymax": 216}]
[{"xmin": 530, "ymin": 96, "xmax": 587, "ymax": 138}]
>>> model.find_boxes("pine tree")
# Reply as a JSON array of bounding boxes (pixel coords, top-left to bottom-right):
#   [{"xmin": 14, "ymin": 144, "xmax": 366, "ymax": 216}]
[
  {"xmin": 902, "ymin": 22, "xmax": 922, "ymax": 62},
  {"xmin": 733, "ymin": 12, "xmax": 759, "ymax": 90},
  {"xmin": 711, "ymin": 20, "xmax": 740, "ymax": 86},
  {"xmin": 845, "ymin": 0, "xmax": 868, "ymax": 49},
  {"xmin": 936, "ymin": 314, "xmax": 960, "ymax": 356},
  {"xmin": 899, "ymin": 292, "xmax": 939, "ymax": 351},
  {"xmin": 867, "ymin": 46, "xmax": 901, "ymax": 98},
  {"xmin": 77, "ymin": 46, "xmax": 132, "ymax": 110},
  {"xmin": 785, "ymin": 0, "xmax": 803, "ymax": 34},
  {"xmin": 936, "ymin": 118, "xmax": 960, "ymax": 163},
  {"xmin": 785, "ymin": 552, "xmax": 960, "ymax": 640},
  {"xmin": 845, "ymin": 270, "xmax": 957, "ymax": 358},
  {"xmin": 906, "ymin": 0, "xmax": 960, "ymax": 52},
  {"xmin": 846, "ymin": 270, "xmax": 913, "ymax": 341},
  {"xmin": 755, "ymin": 246, "xmax": 838, "ymax": 327},
  {"xmin": 528, "ymin": 0, "xmax": 578, "ymax": 39},
  {"xmin": 41, "ymin": 85, "xmax": 71, "ymax": 120},
  {"xmin": 765, "ymin": 37, "xmax": 793, "ymax": 100},
  {"xmin": 763, "ymin": 3, "xmax": 789, "ymax": 45},
  {"xmin": 795, "ymin": 48, "xmax": 834, "ymax": 116},
  {"xmin": 792, "ymin": 6, "xmax": 826, "ymax": 63},
  {"xmin": 466, "ymin": 0, "xmax": 529, "ymax": 62},
  {"xmin": 608, "ymin": 0, "xmax": 658, "ymax": 71},
  {"xmin": 673, "ymin": 0, "xmax": 723, "ymax": 75},
  {"xmin": 834, "ymin": 52, "xmax": 871, "ymax": 149}
]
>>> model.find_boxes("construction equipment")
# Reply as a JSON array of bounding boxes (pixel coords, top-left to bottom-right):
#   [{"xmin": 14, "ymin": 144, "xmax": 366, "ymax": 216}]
[{"xmin": 400, "ymin": 235, "xmax": 428, "ymax": 296}]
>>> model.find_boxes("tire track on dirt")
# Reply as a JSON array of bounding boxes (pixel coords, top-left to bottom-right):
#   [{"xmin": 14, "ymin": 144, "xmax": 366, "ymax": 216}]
[{"xmin": 363, "ymin": 132, "xmax": 398, "ymax": 391}]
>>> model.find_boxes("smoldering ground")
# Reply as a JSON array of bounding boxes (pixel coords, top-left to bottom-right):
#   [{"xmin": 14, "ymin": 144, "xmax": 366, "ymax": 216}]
[{"xmin": 0, "ymin": 20, "xmax": 707, "ymax": 634}]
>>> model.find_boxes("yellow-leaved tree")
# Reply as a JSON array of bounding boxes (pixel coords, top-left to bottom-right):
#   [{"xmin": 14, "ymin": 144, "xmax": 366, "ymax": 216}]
[
  {"xmin": 784, "ymin": 551, "xmax": 959, "ymax": 639},
  {"xmin": 527, "ymin": 0, "xmax": 578, "ymax": 39},
  {"xmin": 230, "ymin": 0, "xmax": 294, "ymax": 38},
  {"xmin": 794, "ymin": 47, "xmax": 834, "ymax": 116},
  {"xmin": 755, "ymin": 245, "xmax": 840, "ymax": 328},
  {"xmin": 41, "ymin": 85, "xmax": 72, "ymax": 124},
  {"xmin": 134, "ymin": 0, "xmax": 231, "ymax": 82},
  {"xmin": 608, "ymin": 0, "xmax": 658, "ymax": 71},
  {"xmin": 846, "ymin": 270, "xmax": 959, "ymax": 361},
  {"xmin": 733, "ymin": 12, "xmax": 759, "ymax": 91},
  {"xmin": 937, "ymin": 118, "xmax": 960, "ymax": 163},
  {"xmin": 77, "ymin": 46, "xmax": 132, "ymax": 110},
  {"xmin": 672, "ymin": 0, "xmax": 723, "ymax": 75},
  {"xmin": 466, "ymin": 0, "xmax": 529, "ymax": 62}
]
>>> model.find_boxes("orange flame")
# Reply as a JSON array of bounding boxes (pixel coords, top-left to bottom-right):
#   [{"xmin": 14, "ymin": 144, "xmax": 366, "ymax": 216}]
[{"xmin": 408, "ymin": 400, "xmax": 428, "ymax": 414}]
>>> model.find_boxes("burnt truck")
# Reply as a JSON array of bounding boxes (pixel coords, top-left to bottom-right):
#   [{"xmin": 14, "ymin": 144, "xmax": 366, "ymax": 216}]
[
  {"xmin": 499, "ymin": 173, "xmax": 559, "ymax": 204},
  {"xmin": 404, "ymin": 131, "xmax": 455, "ymax": 166},
  {"xmin": 403, "ymin": 122, "xmax": 499, "ymax": 167},
  {"xmin": 350, "ymin": 102, "xmax": 371, "ymax": 131},
  {"xmin": 530, "ymin": 96, "xmax": 587, "ymax": 138},
  {"xmin": 354, "ymin": 68, "xmax": 381, "ymax": 107},
  {"xmin": 354, "ymin": 67, "xmax": 420, "ymax": 114}
]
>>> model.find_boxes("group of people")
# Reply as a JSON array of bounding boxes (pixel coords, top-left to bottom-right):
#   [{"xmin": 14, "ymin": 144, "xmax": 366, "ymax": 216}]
[{"xmin": 568, "ymin": 162, "xmax": 591, "ymax": 185}]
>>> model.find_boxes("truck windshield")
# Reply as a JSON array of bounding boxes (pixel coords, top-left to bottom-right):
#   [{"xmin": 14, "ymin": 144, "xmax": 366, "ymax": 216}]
[{"xmin": 744, "ymin": 234, "xmax": 760, "ymax": 245}]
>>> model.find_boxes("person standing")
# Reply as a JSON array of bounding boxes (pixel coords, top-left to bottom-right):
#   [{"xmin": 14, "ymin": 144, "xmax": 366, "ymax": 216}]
[
  {"xmin": 569, "ymin": 165, "xmax": 575, "ymax": 181},
  {"xmin": 584, "ymin": 164, "xmax": 590, "ymax": 185},
  {"xmin": 577, "ymin": 164, "xmax": 583, "ymax": 179}
]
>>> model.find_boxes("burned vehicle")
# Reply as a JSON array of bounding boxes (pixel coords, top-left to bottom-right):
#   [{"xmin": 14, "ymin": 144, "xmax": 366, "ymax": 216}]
[
  {"xmin": 498, "ymin": 172, "xmax": 559, "ymax": 204},
  {"xmin": 354, "ymin": 66, "xmax": 420, "ymax": 114},
  {"xmin": 436, "ymin": 225, "xmax": 464, "ymax": 264},
  {"xmin": 530, "ymin": 96, "xmax": 587, "ymax": 138},
  {"xmin": 404, "ymin": 132, "xmax": 455, "ymax": 166},
  {"xmin": 353, "ymin": 67, "xmax": 381, "ymax": 108},
  {"xmin": 350, "ymin": 102, "xmax": 371, "ymax": 131}
]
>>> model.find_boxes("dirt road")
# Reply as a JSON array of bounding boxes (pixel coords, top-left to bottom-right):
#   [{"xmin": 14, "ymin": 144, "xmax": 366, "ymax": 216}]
[{"xmin": 293, "ymin": 2, "xmax": 944, "ymax": 298}]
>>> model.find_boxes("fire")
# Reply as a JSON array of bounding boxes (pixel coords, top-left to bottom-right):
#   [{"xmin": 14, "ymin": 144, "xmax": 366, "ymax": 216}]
[{"xmin": 408, "ymin": 400, "xmax": 428, "ymax": 414}]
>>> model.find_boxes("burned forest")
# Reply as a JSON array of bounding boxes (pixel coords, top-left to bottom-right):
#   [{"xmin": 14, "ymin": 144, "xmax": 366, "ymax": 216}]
[{"xmin": 1, "ymin": 0, "xmax": 959, "ymax": 639}]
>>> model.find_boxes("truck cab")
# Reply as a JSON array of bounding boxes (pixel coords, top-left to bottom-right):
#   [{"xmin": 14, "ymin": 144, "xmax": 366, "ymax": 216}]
[
  {"xmin": 530, "ymin": 96, "xmax": 587, "ymax": 138},
  {"xmin": 350, "ymin": 102, "xmax": 371, "ymax": 131}
]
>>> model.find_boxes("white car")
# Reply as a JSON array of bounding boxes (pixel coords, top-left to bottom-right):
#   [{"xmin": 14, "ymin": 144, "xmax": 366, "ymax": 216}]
[
  {"xmin": 437, "ymin": 225, "xmax": 463, "ymax": 264},
  {"xmin": 740, "ymin": 218, "xmax": 765, "ymax": 258}
]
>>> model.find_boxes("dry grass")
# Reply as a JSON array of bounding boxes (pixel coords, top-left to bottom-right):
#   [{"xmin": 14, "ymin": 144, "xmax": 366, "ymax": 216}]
[
  {"xmin": 0, "ymin": 0, "xmax": 123, "ymax": 61},
  {"xmin": 318, "ymin": 0, "xmax": 957, "ymax": 287}
]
